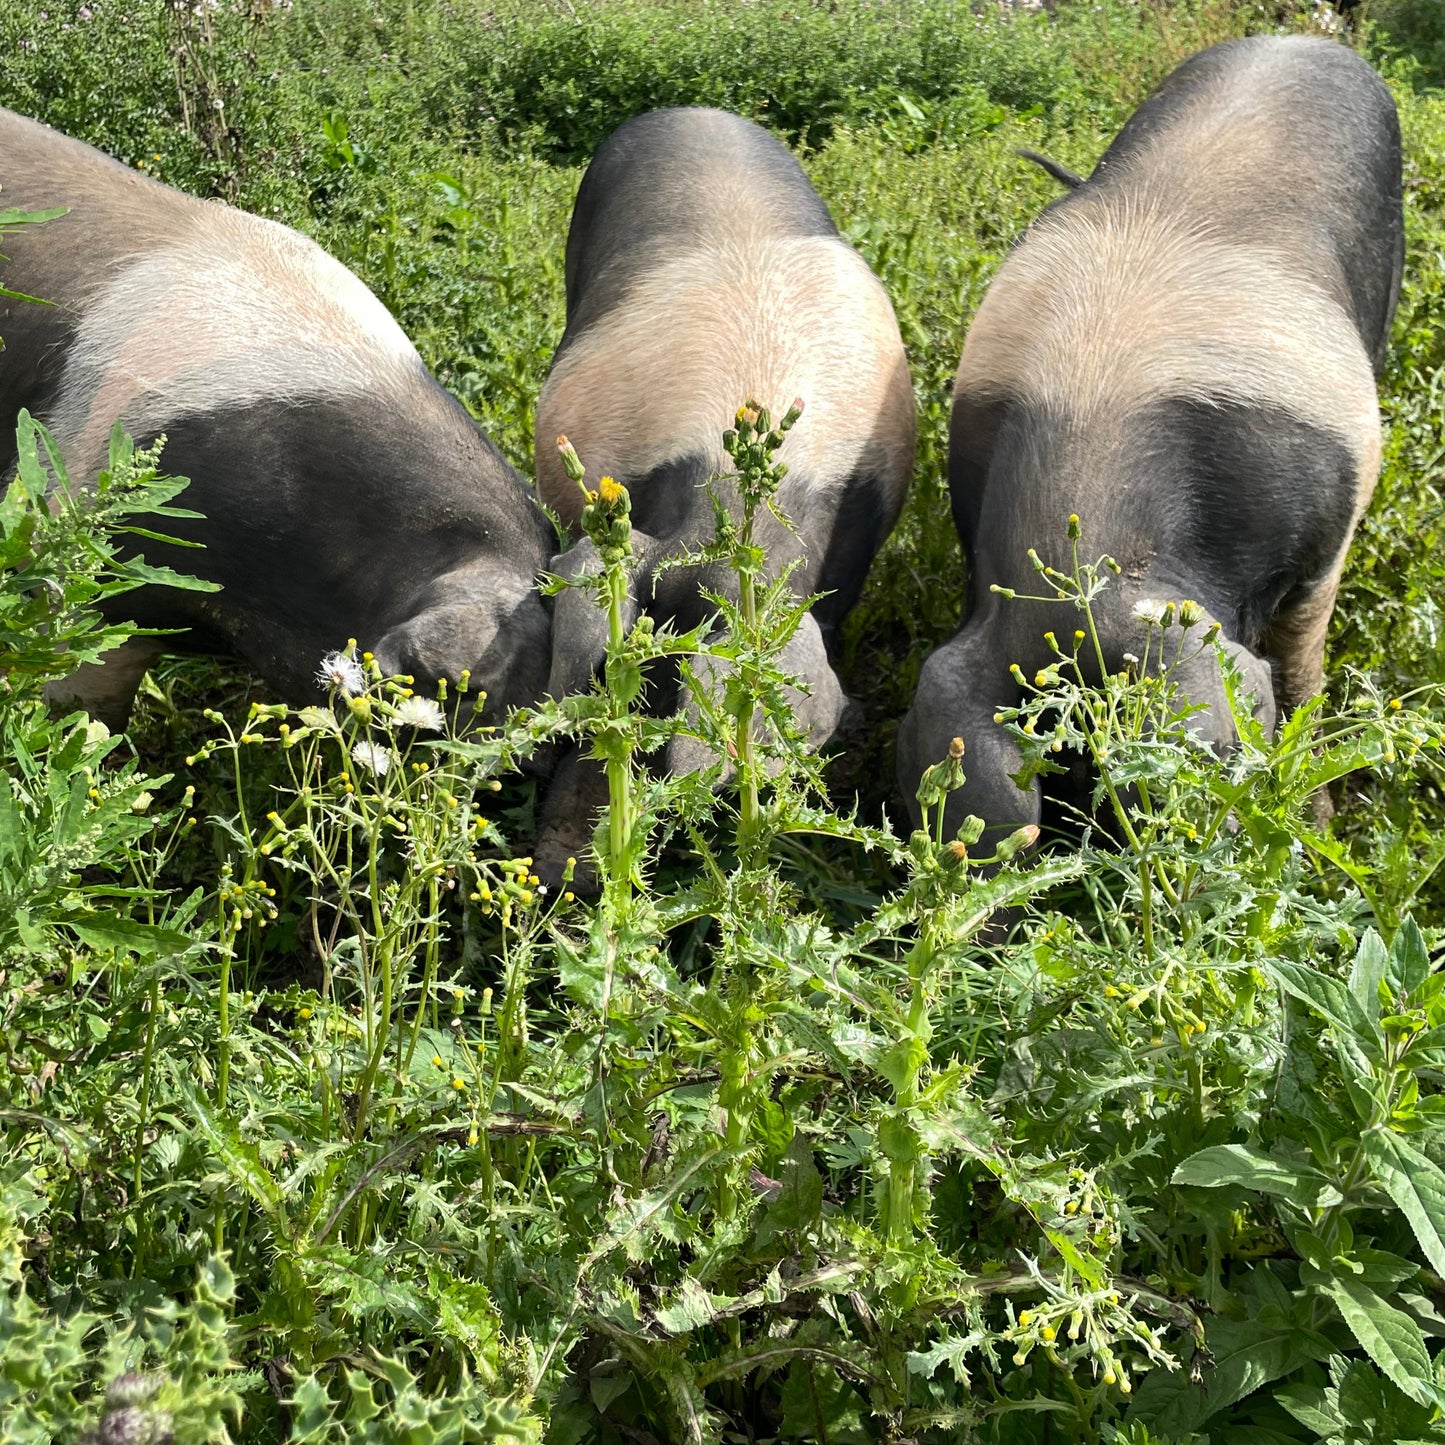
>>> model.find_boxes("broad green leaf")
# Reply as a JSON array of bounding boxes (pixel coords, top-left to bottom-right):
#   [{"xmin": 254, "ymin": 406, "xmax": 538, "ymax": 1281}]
[
  {"xmin": 1276, "ymin": 1381, "xmax": 1343, "ymax": 1437},
  {"xmin": 12, "ymin": 409, "xmax": 52, "ymax": 505},
  {"xmin": 0, "ymin": 785, "xmax": 22, "ymax": 868},
  {"xmin": 1362, "ymin": 1129, "xmax": 1445, "ymax": 1279},
  {"xmin": 1352, "ymin": 931, "xmax": 1389, "ymax": 1022},
  {"xmin": 1268, "ymin": 956, "xmax": 1383, "ymax": 1064},
  {"xmin": 1392, "ymin": 917, "xmax": 1432, "ymax": 997},
  {"xmin": 1172, "ymin": 1143, "xmax": 1333, "ymax": 1206},
  {"xmin": 1322, "ymin": 1275, "xmax": 1441, "ymax": 1408},
  {"xmin": 1353, "ymin": 1247, "xmax": 1423, "ymax": 1287},
  {"xmin": 1129, "ymin": 1314, "xmax": 1321, "ymax": 1433},
  {"xmin": 66, "ymin": 914, "xmax": 194, "ymax": 956}
]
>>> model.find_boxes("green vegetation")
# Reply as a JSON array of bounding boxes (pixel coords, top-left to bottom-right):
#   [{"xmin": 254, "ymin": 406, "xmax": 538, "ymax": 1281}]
[{"xmin": 0, "ymin": 1, "xmax": 1444, "ymax": 1441}]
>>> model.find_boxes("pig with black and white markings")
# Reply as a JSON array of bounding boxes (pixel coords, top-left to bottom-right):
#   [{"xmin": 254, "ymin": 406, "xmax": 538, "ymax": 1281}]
[
  {"xmin": 0, "ymin": 106, "xmax": 554, "ymax": 727},
  {"xmin": 534, "ymin": 106, "xmax": 916, "ymax": 865},
  {"xmin": 897, "ymin": 36, "xmax": 1403, "ymax": 845}
]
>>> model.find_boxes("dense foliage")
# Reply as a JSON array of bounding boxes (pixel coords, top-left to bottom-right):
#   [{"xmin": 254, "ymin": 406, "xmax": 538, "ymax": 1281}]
[{"xmin": 1, "ymin": 1, "xmax": 1444, "ymax": 1441}]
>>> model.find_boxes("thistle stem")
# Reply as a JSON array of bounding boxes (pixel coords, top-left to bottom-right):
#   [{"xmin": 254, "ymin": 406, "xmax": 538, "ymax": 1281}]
[
  {"xmin": 606, "ymin": 561, "xmax": 634, "ymax": 887},
  {"xmin": 735, "ymin": 564, "xmax": 761, "ymax": 855}
]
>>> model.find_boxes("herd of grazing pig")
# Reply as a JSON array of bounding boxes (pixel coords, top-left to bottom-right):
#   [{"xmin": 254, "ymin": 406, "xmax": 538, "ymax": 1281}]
[{"xmin": 0, "ymin": 34, "xmax": 1406, "ymax": 870}]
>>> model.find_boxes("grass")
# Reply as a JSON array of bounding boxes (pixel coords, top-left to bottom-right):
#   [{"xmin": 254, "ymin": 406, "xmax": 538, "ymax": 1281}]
[{"xmin": 0, "ymin": 1, "xmax": 1443, "ymax": 1441}]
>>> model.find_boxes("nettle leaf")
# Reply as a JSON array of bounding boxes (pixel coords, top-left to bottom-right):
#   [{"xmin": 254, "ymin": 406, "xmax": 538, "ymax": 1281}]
[
  {"xmin": 1268, "ymin": 956, "xmax": 1384, "ymax": 1066},
  {"xmin": 1322, "ymin": 1275, "xmax": 1442, "ymax": 1408},
  {"xmin": 1362, "ymin": 1129, "xmax": 1445, "ymax": 1279},
  {"xmin": 1352, "ymin": 1248, "xmax": 1424, "ymax": 1288},
  {"xmin": 1276, "ymin": 1379, "xmax": 1344, "ymax": 1437},
  {"xmin": 1399, "ymin": 1291, "xmax": 1445, "ymax": 1337},
  {"xmin": 1392, "ymin": 917, "xmax": 1433, "ymax": 998},
  {"xmin": 1351, "ymin": 931, "xmax": 1390, "ymax": 1022},
  {"xmin": 1171, "ymin": 1143, "xmax": 1335, "ymax": 1206},
  {"xmin": 1129, "ymin": 1313, "xmax": 1323, "ymax": 1434}
]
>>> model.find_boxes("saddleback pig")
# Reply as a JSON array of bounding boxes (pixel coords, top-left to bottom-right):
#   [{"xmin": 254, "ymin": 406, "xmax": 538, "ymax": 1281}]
[
  {"xmin": 897, "ymin": 36, "xmax": 1403, "ymax": 844},
  {"xmin": 534, "ymin": 106, "xmax": 916, "ymax": 866},
  {"xmin": 0, "ymin": 106, "xmax": 553, "ymax": 727}
]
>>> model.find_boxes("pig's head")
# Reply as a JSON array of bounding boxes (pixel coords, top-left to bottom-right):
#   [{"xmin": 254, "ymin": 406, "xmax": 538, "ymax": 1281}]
[{"xmin": 371, "ymin": 564, "xmax": 551, "ymax": 724}]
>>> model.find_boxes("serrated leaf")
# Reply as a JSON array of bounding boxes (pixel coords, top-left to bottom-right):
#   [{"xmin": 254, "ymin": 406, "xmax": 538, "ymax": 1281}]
[
  {"xmin": 1129, "ymin": 1314, "xmax": 1320, "ymax": 1433},
  {"xmin": 66, "ymin": 913, "xmax": 195, "ymax": 955},
  {"xmin": 654, "ymin": 1276, "xmax": 734, "ymax": 1335},
  {"xmin": 1362, "ymin": 1129, "xmax": 1445, "ymax": 1280},
  {"xmin": 1276, "ymin": 1380, "xmax": 1344, "ymax": 1436},
  {"xmin": 185, "ymin": 1088, "xmax": 288, "ymax": 1224},
  {"xmin": 1352, "ymin": 931, "xmax": 1389, "ymax": 1021},
  {"xmin": 908, "ymin": 1330, "xmax": 988, "ymax": 1387},
  {"xmin": 1268, "ymin": 956, "xmax": 1383, "ymax": 1065},
  {"xmin": 1392, "ymin": 917, "xmax": 1432, "ymax": 996},
  {"xmin": 1323, "ymin": 1274, "xmax": 1441, "ymax": 1407},
  {"xmin": 1172, "ymin": 1143, "xmax": 1332, "ymax": 1205}
]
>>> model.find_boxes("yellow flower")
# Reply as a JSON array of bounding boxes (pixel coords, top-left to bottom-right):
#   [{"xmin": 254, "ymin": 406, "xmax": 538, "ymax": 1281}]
[{"xmin": 597, "ymin": 475, "xmax": 625, "ymax": 507}]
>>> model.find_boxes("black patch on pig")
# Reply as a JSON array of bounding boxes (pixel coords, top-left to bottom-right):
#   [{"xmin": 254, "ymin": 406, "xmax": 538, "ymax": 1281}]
[{"xmin": 1144, "ymin": 397, "xmax": 1359, "ymax": 649}]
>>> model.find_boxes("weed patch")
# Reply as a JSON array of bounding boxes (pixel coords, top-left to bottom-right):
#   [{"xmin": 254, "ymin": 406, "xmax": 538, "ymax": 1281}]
[{"xmin": 0, "ymin": 3, "xmax": 1443, "ymax": 1441}]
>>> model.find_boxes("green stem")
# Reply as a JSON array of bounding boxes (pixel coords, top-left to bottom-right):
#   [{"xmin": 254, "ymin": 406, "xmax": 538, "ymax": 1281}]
[
  {"xmin": 217, "ymin": 914, "xmax": 232, "ymax": 1110},
  {"xmin": 401, "ymin": 871, "xmax": 443, "ymax": 1083},
  {"xmin": 352, "ymin": 802, "xmax": 394, "ymax": 1138},
  {"xmin": 736, "ymin": 563, "xmax": 760, "ymax": 855},
  {"xmin": 605, "ymin": 563, "xmax": 634, "ymax": 886},
  {"xmin": 132, "ymin": 975, "xmax": 160, "ymax": 1275}
]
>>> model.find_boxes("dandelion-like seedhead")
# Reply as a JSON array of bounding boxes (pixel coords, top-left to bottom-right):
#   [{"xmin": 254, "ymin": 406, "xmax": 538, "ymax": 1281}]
[
  {"xmin": 1131, "ymin": 599, "xmax": 1169, "ymax": 627},
  {"xmin": 351, "ymin": 740, "xmax": 395, "ymax": 776},
  {"xmin": 393, "ymin": 695, "xmax": 446, "ymax": 732},
  {"xmin": 317, "ymin": 651, "xmax": 365, "ymax": 697}
]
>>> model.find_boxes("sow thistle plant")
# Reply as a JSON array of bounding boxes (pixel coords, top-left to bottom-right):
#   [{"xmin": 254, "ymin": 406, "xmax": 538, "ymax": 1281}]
[{"xmin": 522, "ymin": 409, "xmax": 1169, "ymax": 1440}]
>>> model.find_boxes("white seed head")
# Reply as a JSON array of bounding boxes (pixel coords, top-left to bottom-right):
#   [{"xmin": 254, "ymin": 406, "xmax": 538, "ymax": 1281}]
[
  {"xmin": 393, "ymin": 695, "xmax": 446, "ymax": 732},
  {"xmin": 350, "ymin": 740, "xmax": 395, "ymax": 776},
  {"xmin": 316, "ymin": 651, "xmax": 365, "ymax": 697},
  {"xmin": 1131, "ymin": 599, "xmax": 1168, "ymax": 627}
]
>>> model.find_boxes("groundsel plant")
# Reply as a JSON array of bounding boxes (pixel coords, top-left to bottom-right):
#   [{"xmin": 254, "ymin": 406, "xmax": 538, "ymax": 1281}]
[
  {"xmin": 181, "ymin": 642, "xmax": 574, "ymax": 1272},
  {"xmin": 981, "ymin": 514, "xmax": 1445, "ymax": 964}
]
